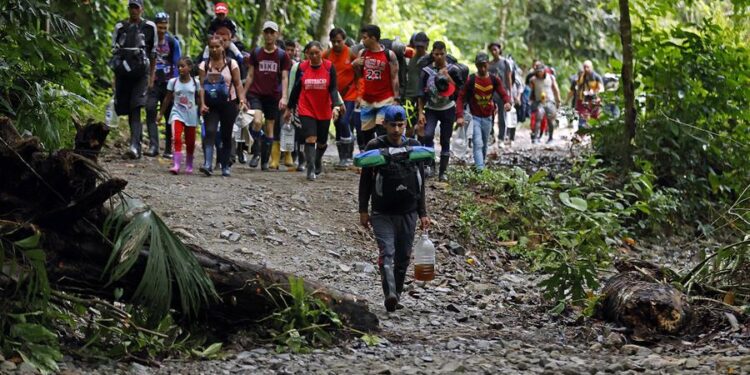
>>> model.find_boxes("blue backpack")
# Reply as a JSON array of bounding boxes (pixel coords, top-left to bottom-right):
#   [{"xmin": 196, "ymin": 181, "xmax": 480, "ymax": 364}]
[{"xmin": 203, "ymin": 58, "xmax": 232, "ymax": 106}]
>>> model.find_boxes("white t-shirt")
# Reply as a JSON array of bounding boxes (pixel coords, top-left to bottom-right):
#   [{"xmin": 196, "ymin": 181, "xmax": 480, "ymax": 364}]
[{"xmin": 167, "ymin": 77, "xmax": 200, "ymax": 126}]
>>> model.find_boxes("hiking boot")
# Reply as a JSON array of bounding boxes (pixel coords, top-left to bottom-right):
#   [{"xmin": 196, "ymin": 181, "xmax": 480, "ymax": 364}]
[
  {"xmin": 221, "ymin": 165, "xmax": 231, "ymax": 177},
  {"xmin": 249, "ymin": 141, "xmax": 260, "ymax": 168}
]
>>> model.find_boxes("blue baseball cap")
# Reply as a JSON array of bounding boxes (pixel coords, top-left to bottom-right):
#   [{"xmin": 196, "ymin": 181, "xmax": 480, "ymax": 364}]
[{"xmin": 383, "ymin": 105, "xmax": 407, "ymax": 123}]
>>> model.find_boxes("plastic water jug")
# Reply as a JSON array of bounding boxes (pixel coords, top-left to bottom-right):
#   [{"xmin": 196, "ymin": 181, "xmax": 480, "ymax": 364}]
[
  {"xmin": 414, "ymin": 234, "xmax": 436, "ymax": 281},
  {"xmin": 280, "ymin": 122, "xmax": 295, "ymax": 152}
]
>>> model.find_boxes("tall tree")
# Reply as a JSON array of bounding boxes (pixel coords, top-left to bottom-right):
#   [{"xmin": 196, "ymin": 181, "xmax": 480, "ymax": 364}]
[
  {"xmin": 251, "ymin": 0, "xmax": 273, "ymax": 48},
  {"xmin": 361, "ymin": 0, "xmax": 376, "ymax": 27},
  {"xmin": 316, "ymin": 0, "xmax": 338, "ymax": 46},
  {"xmin": 619, "ymin": 0, "xmax": 636, "ymax": 154}
]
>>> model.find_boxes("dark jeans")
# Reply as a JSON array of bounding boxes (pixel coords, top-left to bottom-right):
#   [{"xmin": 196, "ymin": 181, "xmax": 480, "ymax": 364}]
[
  {"xmin": 204, "ymin": 100, "xmax": 239, "ymax": 168},
  {"xmin": 371, "ymin": 211, "xmax": 418, "ymax": 270},
  {"xmin": 422, "ymin": 107, "xmax": 456, "ymax": 156},
  {"xmin": 492, "ymin": 98, "xmax": 506, "ymax": 142},
  {"xmin": 334, "ymin": 100, "xmax": 355, "ymax": 142}
]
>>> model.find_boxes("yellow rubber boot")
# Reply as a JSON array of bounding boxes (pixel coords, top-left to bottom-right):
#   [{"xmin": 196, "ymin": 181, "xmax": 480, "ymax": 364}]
[
  {"xmin": 284, "ymin": 151, "xmax": 295, "ymax": 167},
  {"xmin": 269, "ymin": 141, "xmax": 281, "ymax": 169}
]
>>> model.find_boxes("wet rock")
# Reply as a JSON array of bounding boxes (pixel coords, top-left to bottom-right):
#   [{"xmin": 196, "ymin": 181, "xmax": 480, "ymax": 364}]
[
  {"xmin": 456, "ymin": 315, "xmax": 469, "ymax": 323},
  {"xmin": 621, "ymin": 344, "xmax": 652, "ymax": 356},
  {"xmin": 327, "ymin": 250, "xmax": 342, "ymax": 258},
  {"xmin": 307, "ymin": 229, "xmax": 320, "ymax": 237},
  {"xmin": 448, "ymin": 241, "xmax": 465, "ymax": 256},
  {"xmin": 605, "ymin": 332, "xmax": 625, "ymax": 348},
  {"xmin": 446, "ymin": 304, "xmax": 461, "ymax": 313},
  {"xmin": 220, "ymin": 230, "xmax": 241, "ymax": 242},
  {"xmin": 468, "ymin": 283, "xmax": 500, "ymax": 296},
  {"xmin": 16, "ymin": 362, "xmax": 38, "ymax": 374},
  {"xmin": 440, "ymin": 361, "xmax": 466, "ymax": 372},
  {"xmin": 684, "ymin": 358, "xmax": 699, "ymax": 369},
  {"xmin": 420, "ymin": 356, "xmax": 433, "ymax": 363},
  {"xmin": 0, "ymin": 361, "xmax": 16, "ymax": 372},
  {"xmin": 128, "ymin": 362, "xmax": 150, "ymax": 375},
  {"xmin": 354, "ymin": 262, "xmax": 376, "ymax": 273}
]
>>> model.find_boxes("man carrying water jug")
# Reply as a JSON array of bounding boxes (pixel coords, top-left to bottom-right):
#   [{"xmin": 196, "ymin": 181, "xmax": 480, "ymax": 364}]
[{"xmin": 357, "ymin": 105, "xmax": 432, "ymax": 312}]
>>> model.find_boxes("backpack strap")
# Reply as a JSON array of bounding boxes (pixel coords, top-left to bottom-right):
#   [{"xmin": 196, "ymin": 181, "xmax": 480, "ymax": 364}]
[{"xmin": 465, "ymin": 74, "xmax": 476, "ymax": 105}]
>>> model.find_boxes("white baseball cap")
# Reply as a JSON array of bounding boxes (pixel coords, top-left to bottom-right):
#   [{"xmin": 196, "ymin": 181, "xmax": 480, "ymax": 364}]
[{"xmin": 262, "ymin": 21, "xmax": 279, "ymax": 32}]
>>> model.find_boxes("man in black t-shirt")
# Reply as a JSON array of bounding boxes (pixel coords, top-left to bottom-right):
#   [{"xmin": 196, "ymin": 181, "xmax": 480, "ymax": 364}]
[{"xmin": 111, "ymin": 0, "xmax": 157, "ymax": 159}]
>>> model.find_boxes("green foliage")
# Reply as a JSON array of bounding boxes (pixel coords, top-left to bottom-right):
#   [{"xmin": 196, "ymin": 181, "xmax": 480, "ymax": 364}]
[
  {"xmin": 262, "ymin": 276, "xmax": 343, "ymax": 353},
  {"xmin": 452, "ymin": 156, "xmax": 680, "ymax": 305},
  {"xmin": 104, "ymin": 198, "xmax": 219, "ymax": 325},
  {"xmin": 593, "ymin": 2, "xmax": 750, "ymax": 219}
]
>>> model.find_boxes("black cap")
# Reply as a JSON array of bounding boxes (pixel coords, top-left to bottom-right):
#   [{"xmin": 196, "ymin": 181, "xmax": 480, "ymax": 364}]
[
  {"xmin": 412, "ymin": 32, "xmax": 429, "ymax": 47},
  {"xmin": 475, "ymin": 52, "xmax": 490, "ymax": 64},
  {"xmin": 128, "ymin": 0, "xmax": 144, "ymax": 8}
]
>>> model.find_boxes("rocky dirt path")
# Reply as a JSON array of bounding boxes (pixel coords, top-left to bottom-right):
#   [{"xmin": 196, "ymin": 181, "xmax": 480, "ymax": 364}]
[{"xmin": 50, "ymin": 124, "xmax": 749, "ymax": 375}]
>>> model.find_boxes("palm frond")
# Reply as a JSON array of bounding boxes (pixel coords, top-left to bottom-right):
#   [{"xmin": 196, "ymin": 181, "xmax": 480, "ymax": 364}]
[{"xmin": 104, "ymin": 198, "xmax": 218, "ymax": 324}]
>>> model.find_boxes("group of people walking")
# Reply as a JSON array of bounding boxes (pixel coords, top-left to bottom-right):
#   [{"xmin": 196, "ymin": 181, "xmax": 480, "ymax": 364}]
[{"xmin": 109, "ymin": 0, "xmax": 610, "ymax": 311}]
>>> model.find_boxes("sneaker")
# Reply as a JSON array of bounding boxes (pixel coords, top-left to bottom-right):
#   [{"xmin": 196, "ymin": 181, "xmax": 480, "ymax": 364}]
[{"xmin": 221, "ymin": 167, "xmax": 231, "ymax": 177}]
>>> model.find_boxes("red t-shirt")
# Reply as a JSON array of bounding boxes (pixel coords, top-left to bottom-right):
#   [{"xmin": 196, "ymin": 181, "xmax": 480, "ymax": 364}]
[
  {"xmin": 456, "ymin": 74, "xmax": 510, "ymax": 118},
  {"xmin": 294, "ymin": 60, "xmax": 337, "ymax": 120},
  {"xmin": 248, "ymin": 47, "xmax": 291, "ymax": 100},
  {"xmin": 361, "ymin": 49, "xmax": 393, "ymax": 103},
  {"xmin": 324, "ymin": 46, "xmax": 359, "ymax": 102}
]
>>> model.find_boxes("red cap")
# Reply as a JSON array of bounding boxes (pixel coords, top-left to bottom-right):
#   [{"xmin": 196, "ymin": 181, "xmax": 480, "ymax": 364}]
[{"xmin": 215, "ymin": 2, "xmax": 229, "ymax": 14}]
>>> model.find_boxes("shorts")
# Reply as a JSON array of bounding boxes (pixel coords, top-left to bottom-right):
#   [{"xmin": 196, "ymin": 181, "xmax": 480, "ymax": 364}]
[
  {"xmin": 114, "ymin": 74, "xmax": 148, "ymax": 116},
  {"xmin": 360, "ymin": 97, "xmax": 396, "ymax": 131},
  {"xmin": 299, "ymin": 116, "xmax": 330, "ymax": 142},
  {"xmin": 248, "ymin": 95, "xmax": 279, "ymax": 122}
]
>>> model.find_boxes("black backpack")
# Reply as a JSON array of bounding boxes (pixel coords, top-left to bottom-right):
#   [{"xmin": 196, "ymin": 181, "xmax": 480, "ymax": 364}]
[
  {"xmin": 110, "ymin": 21, "xmax": 150, "ymax": 79},
  {"xmin": 372, "ymin": 138, "xmax": 423, "ymax": 211}
]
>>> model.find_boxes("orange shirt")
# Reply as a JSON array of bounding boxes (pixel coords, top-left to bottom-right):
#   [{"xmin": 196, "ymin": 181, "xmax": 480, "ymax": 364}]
[{"xmin": 324, "ymin": 46, "xmax": 359, "ymax": 101}]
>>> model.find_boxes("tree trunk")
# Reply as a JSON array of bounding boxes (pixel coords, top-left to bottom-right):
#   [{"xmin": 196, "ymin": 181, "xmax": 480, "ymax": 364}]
[
  {"xmin": 619, "ymin": 0, "xmax": 636, "ymax": 156},
  {"xmin": 499, "ymin": 1, "xmax": 508, "ymax": 41},
  {"xmin": 0, "ymin": 117, "xmax": 379, "ymax": 334},
  {"xmin": 361, "ymin": 0, "xmax": 377, "ymax": 28},
  {"xmin": 251, "ymin": 0, "xmax": 273, "ymax": 49},
  {"xmin": 315, "ymin": 0, "xmax": 338, "ymax": 46}
]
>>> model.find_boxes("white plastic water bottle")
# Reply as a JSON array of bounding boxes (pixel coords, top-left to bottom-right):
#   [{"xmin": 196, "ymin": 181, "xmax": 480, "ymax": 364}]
[
  {"xmin": 104, "ymin": 99, "xmax": 116, "ymax": 128},
  {"xmin": 280, "ymin": 122, "xmax": 295, "ymax": 152},
  {"xmin": 413, "ymin": 234, "xmax": 436, "ymax": 281}
]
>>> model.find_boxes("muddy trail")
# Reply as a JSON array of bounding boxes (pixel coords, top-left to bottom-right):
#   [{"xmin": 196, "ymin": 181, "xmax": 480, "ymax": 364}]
[{"xmin": 58, "ymin": 125, "xmax": 749, "ymax": 375}]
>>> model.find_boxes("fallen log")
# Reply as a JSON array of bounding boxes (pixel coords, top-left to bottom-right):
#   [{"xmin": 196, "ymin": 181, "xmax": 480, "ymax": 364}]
[
  {"xmin": 598, "ymin": 269, "xmax": 691, "ymax": 339},
  {"xmin": 0, "ymin": 117, "xmax": 379, "ymax": 336}
]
